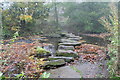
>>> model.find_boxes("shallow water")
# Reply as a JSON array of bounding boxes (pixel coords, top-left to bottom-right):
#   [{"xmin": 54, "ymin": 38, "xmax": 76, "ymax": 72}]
[
  {"xmin": 5, "ymin": 34, "xmax": 109, "ymax": 78},
  {"xmin": 79, "ymin": 34, "xmax": 109, "ymax": 47},
  {"xmin": 45, "ymin": 34, "xmax": 109, "ymax": 78}
]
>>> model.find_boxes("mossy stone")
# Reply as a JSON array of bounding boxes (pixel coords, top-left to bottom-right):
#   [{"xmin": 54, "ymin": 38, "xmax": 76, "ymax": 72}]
[
  {"xmin": 47, "ymin": 57, "xmax": 74, "ymax": 63},
  {"xmin": 43, "ymin": 59, "xmax": 66, "ymax": 68},
  {"xmin": 56, "ymin": 52, "xmax": 79, "ymax": 58}
]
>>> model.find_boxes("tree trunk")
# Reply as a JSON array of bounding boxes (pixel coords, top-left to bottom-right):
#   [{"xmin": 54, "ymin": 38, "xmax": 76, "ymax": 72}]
[{"xmin": 54, "ymin": 1, "xmax": 59, "ymax": 27}]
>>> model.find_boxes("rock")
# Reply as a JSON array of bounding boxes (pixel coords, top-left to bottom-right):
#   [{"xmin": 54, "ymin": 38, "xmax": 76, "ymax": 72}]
[
  {"xmin": 59, "ymin": 33, "xmax": 68, "ymax": 37},
  {"xmin": 31, "ymin": 37, "xmax": 48, "ymax": 42},
  {"xmin": 43, "ymin": 59, "xmax": 66, "ymax": 68},
  {"xmin": 60, "ymin": 39, "xmax": 78, "ymax": 43},
  {"xmin": 48, "ymin": 57, "xmax": 74, "ymax": 63},
  {"xmin": 68, "ymin": 37, "xmax": 82, "ymax": 41},
  {"xmin": 58, "ymin": 45, "xmax": 74, "ymax": 50},
  {"xmin": 43, "ymin": 44, "xmax": 55, "ymax": 54},
  {"xmin": 60, "ymin": 33, "xmax": 80, "ymax": 38},
  {"xmin": 59, "ymin": 42, "xmax": 82, "ymax": 46},
  {"xmin": 58, "ymin": 50, "xmax": 77, "ymax": 54},
  {"xmin": 47, "ymin": 66, "xmax": 81, "ymax": 78},
  {"xmin": 45, "ymin": 34, "xmax": 61, "ymax": 38},
  {"xmin": 65, "ymin": 33, "xmax": 76, "ymax": 38},
  {"xmin": 56, "ymin": 52, "xmax": 79, "ymax": 58},
  {"xmin": 68, "ymin": 35, "xmax": 80, "ymax": 38},
  {"xmin": 34, "ymin": 53, "xmax": 51, "ymax": 58},
  {"xmin": 59, "ymin": 33, "xmax": 74, "ymax": 37},
  {"xmin": 65, "ymin": 33, "xmax": 80, "ymax": 38},
  {"xmin": 14, "ymin": 39, "xmax": 34, "ymax": 43},
  {"xmin": 36, "ymin": 47, "xmax": 50, "ymax": 53},
  {"xmin": 34, "ymin": 47, "xmax": 51, "ymax": 58},
  {"xmin": 32, "ymin": 37, "xmax": 47, "ymax": 40},
  {"xmin": 78, "ymin": 40, "xmax": 86, "ymax": 43}
]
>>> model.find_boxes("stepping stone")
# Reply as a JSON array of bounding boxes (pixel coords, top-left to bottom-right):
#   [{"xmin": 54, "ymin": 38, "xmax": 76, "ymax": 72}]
[
  {"xmin": 58, "ymin": 50, "xmax": 77, "ymax": 54},
  {"xmin": 50, "ymin": 57, "xmax": 74, "ymax": 60},
  {"xmin": 59, "ymin": 42, "xmax": 82, "ymax": 46},
  {"xmin": 47, "ymin": 66, "xmax": 81, "ymax": 78},
  {"xmin": 68, "ymin": 36, "xmax": 81, "ymax": 38},
  {"xmin": 43, "ymin": 59, "xmax": 66, "ymax": 68},
  {"xmin": 68, "ymin": 37, "xmax": 82, "ymax": 41},
  {"xmin": 56, "ymin": 50, "xmax": 79, "ymax": 58},
  {"xmin": 60, "ymin": 33, "xmax": 80, "ymax": 38},
  {"xmin": 60, "ymin": 39, "xmax": 79, "ymax": 43},
  {"xmin": 58, "ymin": 45, "xmax": 74, "ymax": 50},
  {"xmin": 48, "ymin": 56, "xmax": 74, "ymax": 63}
]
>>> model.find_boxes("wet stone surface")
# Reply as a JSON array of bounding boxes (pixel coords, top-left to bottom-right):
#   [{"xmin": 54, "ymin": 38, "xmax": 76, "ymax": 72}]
[
  {"xmin": 46, "ymin": 32, "xmax": 109, "ymax": 78},
  {"xmin": 5, "ymin": 32, "xmax": 108, "ymax": 78},
  {"xmin": 47, "ymin": 60, "xmax": 109, "ymax": 78}
]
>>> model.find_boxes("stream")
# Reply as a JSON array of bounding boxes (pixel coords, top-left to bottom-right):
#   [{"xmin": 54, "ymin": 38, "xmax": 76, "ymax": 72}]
[
  {"xmin": 45, "ymin": 34, "xmax": 109, "ymax": 78},
  {"xmin": 4, "ymin": 33, "xmax": 109, "ymax": 78}
]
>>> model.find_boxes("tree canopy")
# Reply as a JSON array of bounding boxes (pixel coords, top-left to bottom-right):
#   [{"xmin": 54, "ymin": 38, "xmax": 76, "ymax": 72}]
[
  {"xmin": 61, "ymin": 2, "xmax": 110, "ymax": 33},
  {"xmin": 2, "ymin": 2, "xmax": 49, "ymax": 38}
]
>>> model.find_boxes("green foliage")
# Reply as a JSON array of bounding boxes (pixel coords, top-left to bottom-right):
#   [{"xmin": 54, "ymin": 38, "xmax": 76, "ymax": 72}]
[
  {"xmin": 111, "ymin": 76, "xmax": 120, "ymax": 80},
  {"xmin": 40, "ymin": 72, "xmax": 50, "ymax": 78},
  {"xmin": 99, "ymin": 3, "xmax": 119, "ymax": 77},
  {"xmin": 13, "ymin": 31, "xmax": 19, "ymax": 39},
  {"xmin": 36, "ymin": 47, "xmax": 50, "ymax": 54},
  {"xmin": 2, "ymin": 2, "xmax": 49, "ymax": 38},
  {"xmin": 62, "ymin": 2, "xmax": 110, "ymax": 33},
  {"xmin": 15, "ymin": 71, "xmax": 26, "ymax": 78},
  {"xmin": 0, "ymin": 72, "xmax": 5, "ymax": 80},
  {"xmin": 9, "ymin": 31, "xmax": 20, "ymax": 43}
]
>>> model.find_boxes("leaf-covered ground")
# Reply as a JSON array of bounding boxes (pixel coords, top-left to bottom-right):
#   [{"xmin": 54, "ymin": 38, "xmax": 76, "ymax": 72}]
[
  {"xmin": 0, "ymin": 37, "xmax": 50, "ymax": 77},
  {"xmin": 75, "ymin": 44, "xmax": 108, "ymax": 63},
  {"xmin": 0, "ymin": 35, "xmax": 109, "ymax": 78}
]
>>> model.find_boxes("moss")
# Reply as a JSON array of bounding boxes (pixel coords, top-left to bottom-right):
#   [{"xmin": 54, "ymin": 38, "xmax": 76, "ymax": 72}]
[
  {"xmin": 64, "ymin": 59, "xmax": 72, "ymax": 63},
  {"xmin": 44, "ymin": 59, "xmax": 65, "ymax": 67},
  {"xmin": 56, "ymin": 52, "xmax": 79, "ymax": 58},
  {"xmin": 36, "ymin": 47, "xmax": 50, "ymax": 54},
  {"xmin": 47, "ymin": 58, "xmax": 59, "ymax": 61},
  {"xmin": 48, "ymin": 58, "xmax": 73, "ymax": 63},
  {"xmin": 34, "ymin": 47, "xmax": 51, "ymax": 58}
]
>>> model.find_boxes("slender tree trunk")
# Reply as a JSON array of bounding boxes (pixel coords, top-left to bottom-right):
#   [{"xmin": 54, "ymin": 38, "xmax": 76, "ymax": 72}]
[{"xmin": 54, "ymin": 1, "xmax": 59, "ymax": 27}]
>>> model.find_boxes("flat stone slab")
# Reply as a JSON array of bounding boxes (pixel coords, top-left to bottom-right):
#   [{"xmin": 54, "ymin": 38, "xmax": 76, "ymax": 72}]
[
  {"xmin": 43, "ymin": 59, "xmax": 66, "ymax": 68},
  {"xmin": 47, "ymin": 66, "xmax": 81, "ymax": 78},
  {"xmin": 64, "ymin": 33, "xmax": 76, "ymax": 38},
  {"xmin": 60, "ymin": 33, "xmax": 80, "ymax": 38},
  {"xmin": 48, "ymin": 57, "xmax": 74, "ymax": 62},
  {"xmin": 58, "ymin": 50, "xmax": 77, "ymax": 54},
  {"xmin": 60, "ymin": 39, "xmax": 78, "ymax": 43},
  {"xmin": 68, "ymin": 36, "xmax": 81, "ymax": 38},
  {"xmin": 50, "ymin": 57, "xmax": 74, "ymax": 60},
  {"xmin": 68, "ymin": 37, "xmax": 82, "ymax": 41},
  {"xmin": 56, "ymin": 52, "xmax": 79, "ymax": 58},
  {"xmin": 59, "ymin": 42, "xmax": 81, "ymax": 46},
  {"xmin": 47, "ymin": 61, "xmax": 109, "ymax": 78},
  {"xmin": 58, "ymin": 45, "xmax": 74, "ymax": 50}
]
